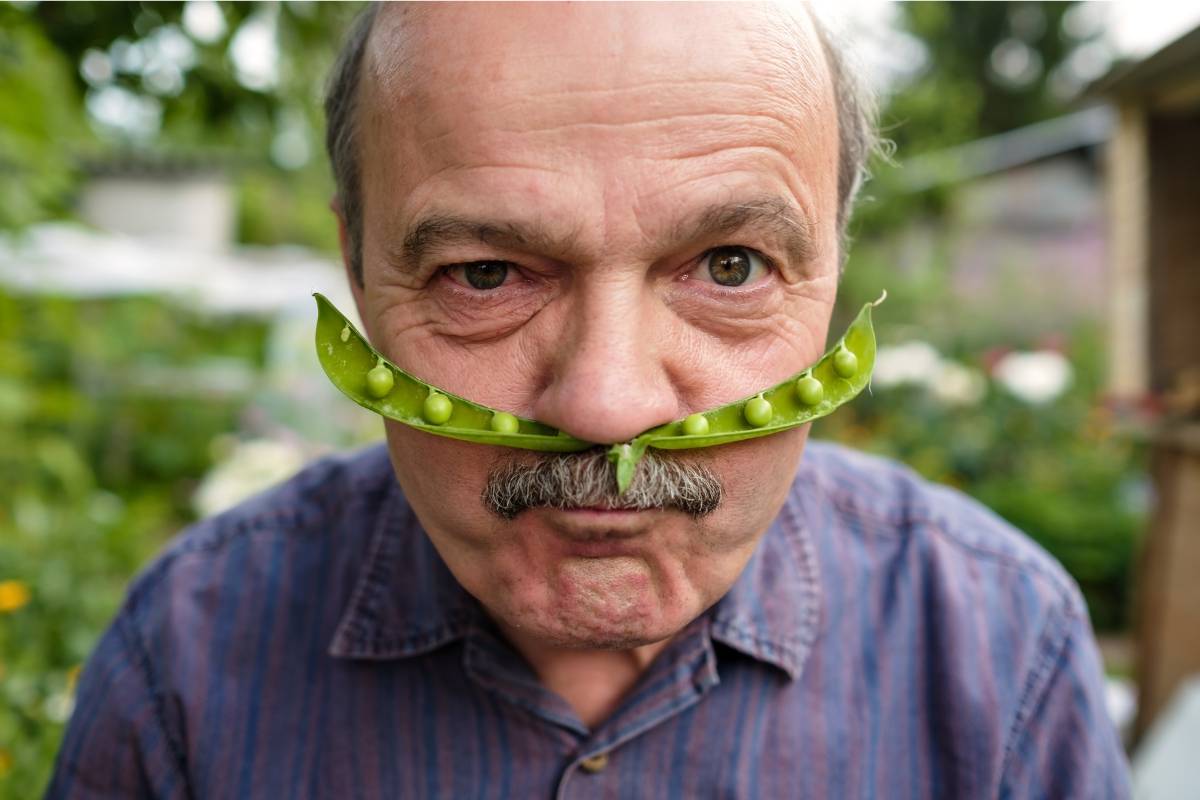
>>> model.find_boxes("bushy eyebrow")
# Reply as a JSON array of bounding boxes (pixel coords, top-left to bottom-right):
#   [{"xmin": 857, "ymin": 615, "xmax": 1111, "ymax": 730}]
[
  {"xmin": 394, "ymin": 194, "xmax": 818, "ymax": 271},
  {"xmin": 398, "ymin": 215, "xmax": 584, "ymax": 268},
  {"xmin": 676, "ymin": 196, "xmax": 819, "ymax": 266}
]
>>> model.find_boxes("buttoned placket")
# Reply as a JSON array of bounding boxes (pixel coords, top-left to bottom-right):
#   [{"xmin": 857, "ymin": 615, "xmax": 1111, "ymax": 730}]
[{"xmin": 460, "ymin": 614, "xmax": 722, "ymax": 799}]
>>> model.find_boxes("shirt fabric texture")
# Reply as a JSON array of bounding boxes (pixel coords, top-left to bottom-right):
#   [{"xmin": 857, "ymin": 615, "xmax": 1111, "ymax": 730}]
[{"xmin": 47, "ymin": 441, "xmax": 1131, "ymax": 799}]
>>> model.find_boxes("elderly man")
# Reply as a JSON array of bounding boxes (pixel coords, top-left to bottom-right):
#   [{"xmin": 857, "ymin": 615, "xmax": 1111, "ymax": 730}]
[{"xmin": 49, "ymin": 4, "xmax": 1129, "ymax": 798}]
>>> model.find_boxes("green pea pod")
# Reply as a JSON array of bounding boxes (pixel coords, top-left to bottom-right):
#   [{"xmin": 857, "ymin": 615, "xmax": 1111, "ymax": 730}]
[
  {"xmin": 606, "ymin": 291, "xmax": 885, "ymax": 491},
  {"xmin": 314, "ymin": 291, "xmax": 885, "ymax": 493},
  {"xmin": 314, "ymin": 293, "xmax": 592, "ymax": 452}
]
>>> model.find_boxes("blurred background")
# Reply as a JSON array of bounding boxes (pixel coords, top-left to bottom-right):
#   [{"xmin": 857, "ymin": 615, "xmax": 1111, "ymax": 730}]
[{"xmin": 1, "ymin": 1, "xmax": 1198, "ymax": 796}]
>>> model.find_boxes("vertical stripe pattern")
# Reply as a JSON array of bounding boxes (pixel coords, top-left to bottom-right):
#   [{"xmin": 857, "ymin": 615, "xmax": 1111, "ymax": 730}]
[{"xmin": 46, "ymin": 442, "xmax": 1131, "ymax": 799}]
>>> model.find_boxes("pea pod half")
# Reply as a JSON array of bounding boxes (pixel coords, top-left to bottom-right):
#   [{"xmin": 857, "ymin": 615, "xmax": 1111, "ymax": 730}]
[
  {"xmin": 314, "ymin": 293, "xmax": 592, "ymax": 452},
  {"xmin": 313, "ymin": 291, "xmax": 884, "ymax": 492},
  {"xmin": 607, "ymin": 292, "xmax": 884, "ymax": 491}
]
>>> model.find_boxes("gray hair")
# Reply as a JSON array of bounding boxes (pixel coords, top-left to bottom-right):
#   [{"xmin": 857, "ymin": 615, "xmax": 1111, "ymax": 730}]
[
  {"xmin": 324, "ymin": 5, "xmax": 877, "ymax": 285},
  {"xmin": 482, "ymin": 447, "xmax": 723, "ymax": 520}
]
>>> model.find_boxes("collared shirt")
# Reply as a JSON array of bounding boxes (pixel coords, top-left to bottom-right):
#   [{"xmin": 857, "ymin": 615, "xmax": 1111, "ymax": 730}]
[{"xmin": 47, "ymin": 441, "xmax": 1130, "ymax": 799}]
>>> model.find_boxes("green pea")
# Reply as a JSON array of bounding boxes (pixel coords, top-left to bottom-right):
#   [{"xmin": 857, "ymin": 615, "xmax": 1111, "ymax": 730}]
[
  {"xmin": 423, "ymin": 392, "xmax": 453, "ymax": 425},
  {"xmin": 340, "ymin": 324, "xmax": 351, "ymax": 343},
  {"xmin": 366, "ymin": 362, "xmax": 395, "ymax": 398},
  {"xmin": 682, "ymin": 413, "xmax": 709, "ymax": 436},
  {"xmin": 743, "ymin": 395, "xmax": 773, "ymax": 427},
  {"xmin": 490, "ymin": 411, "xmax": 519, "ymax": 433},
  {"xmin": 833, "ymin": 346, "xmax": 858, "ymax": 379},
  {"xmin": 796, "ymin": 375, "xmax": 824, "ymax": 405}
]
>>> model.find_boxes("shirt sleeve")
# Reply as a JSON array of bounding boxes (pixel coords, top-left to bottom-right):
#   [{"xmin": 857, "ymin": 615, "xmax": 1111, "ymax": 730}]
[
  {"xmin": 997, "ymin": 604, "xmax": 1132, "ymax": 800},
  {"xmin": 44, "ymin": 613, "xmax": 189, "ymax": 799}
]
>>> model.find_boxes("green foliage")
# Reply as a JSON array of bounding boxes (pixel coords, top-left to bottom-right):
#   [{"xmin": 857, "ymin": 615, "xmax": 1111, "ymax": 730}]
[
  {"xmin": 236, "ymin": 167, "xmax": 340, "ymax": 254},
  {"xmin": 0, "ymin": 8, "xmax": 89, "ymax": 230},
  {"xmin": 0, "ymin": 290, "xmax": 270, "ymax": 795},
  {"xmin": 4, "ymin": 1, "xmax": 362, "ymax": 254},
  {"xmin": 886, "ymin": 2, "xmax": 1086, "ymax": 155}
]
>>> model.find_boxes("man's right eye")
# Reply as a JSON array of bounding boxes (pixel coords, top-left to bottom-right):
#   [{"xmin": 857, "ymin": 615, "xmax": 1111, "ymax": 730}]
[{"xmin": 446, "ymin": 261, "xmax": 511, "ymax": 290}]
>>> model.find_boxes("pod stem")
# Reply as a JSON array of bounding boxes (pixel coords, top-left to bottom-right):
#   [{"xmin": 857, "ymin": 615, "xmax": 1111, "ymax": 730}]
[{"xmin": 608, "ymin": 438, "xmax": 650, "ymax": 494}]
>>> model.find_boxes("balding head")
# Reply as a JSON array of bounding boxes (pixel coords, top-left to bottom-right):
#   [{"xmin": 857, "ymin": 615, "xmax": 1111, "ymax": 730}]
[{"xmin": 325, "ymin": 3, "xmax": 875, "ymax": 285}]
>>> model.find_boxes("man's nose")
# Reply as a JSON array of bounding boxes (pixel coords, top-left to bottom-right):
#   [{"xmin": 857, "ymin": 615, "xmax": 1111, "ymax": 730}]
[{"xmin": 532, "ymin": 281, "xmax": 680, "ymax": 445}]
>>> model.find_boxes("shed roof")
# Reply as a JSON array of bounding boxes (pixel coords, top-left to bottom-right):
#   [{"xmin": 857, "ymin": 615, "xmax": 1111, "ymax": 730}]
[{"xmin": 1089, "ymin": 24, "xmax": 1200, "ymax": 102}]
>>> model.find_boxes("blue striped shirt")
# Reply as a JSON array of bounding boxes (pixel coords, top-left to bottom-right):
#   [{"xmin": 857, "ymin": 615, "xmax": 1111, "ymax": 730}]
[{"xmin": 47, "ymin": 442, "xmax": 1130, "ymax": 798}]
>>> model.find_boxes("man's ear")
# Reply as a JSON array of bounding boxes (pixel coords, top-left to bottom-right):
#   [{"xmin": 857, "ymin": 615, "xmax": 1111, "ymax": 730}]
[{"xmin": 330, "ymin": 195, "xmax": 369, "ymax": 327}]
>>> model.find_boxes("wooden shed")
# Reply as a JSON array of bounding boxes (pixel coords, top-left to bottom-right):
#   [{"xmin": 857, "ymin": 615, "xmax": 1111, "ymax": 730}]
[{"xmin": 1096, "ymin": 24, "xmax": 1200, "ymax": 741}]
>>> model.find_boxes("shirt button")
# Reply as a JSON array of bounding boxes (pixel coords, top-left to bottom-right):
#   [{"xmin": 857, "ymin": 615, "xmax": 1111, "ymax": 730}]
[{"xmin": 579, "ymin": 753, "xmax": 610, "ymax": 773}]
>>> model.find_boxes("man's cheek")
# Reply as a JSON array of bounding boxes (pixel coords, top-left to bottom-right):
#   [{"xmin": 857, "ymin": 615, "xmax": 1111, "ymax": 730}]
[{"xmin": 383, "ymin": 422, "xmax": 496, "ymax": 526}]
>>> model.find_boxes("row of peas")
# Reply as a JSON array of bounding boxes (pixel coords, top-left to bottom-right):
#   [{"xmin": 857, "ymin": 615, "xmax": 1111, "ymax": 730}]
[
  {"xmin": 360, "ymin": 341, "xmax": 520, "ymax": 432},
  {"xmin": 361, "ymin": 335, "xmax": 857, "ymax": 438},
  {"xmin": 682, "ymin": 342, "xmax": 857, "ymax": 435}
]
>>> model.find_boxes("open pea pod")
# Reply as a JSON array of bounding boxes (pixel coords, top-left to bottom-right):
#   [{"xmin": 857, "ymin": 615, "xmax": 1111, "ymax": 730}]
[
  {"xmin": 314, "ymin": 293, "xmax": 592, "ymax": 452},
  {"xmin": 607, "ymin": 291, "xmax": 885, "ymax": 491},
  {"xmin": 314, "ymin": 291, "xmax": 884, "ymax": 493}
]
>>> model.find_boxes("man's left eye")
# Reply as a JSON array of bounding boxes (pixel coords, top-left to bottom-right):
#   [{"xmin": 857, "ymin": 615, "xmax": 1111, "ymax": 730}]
[
  {"xmin": 446, "ymin": 261, "xmax": 512, "ymax": 290},
  {"xmin": 691, "ymin": 247, "xmax": 770, "ymax": 287}
]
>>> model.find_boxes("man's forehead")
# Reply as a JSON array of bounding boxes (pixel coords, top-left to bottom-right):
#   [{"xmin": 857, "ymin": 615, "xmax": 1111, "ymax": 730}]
[
  {"xmin": 364, "ymin": 3, "xmax": 831, "ymax": 115},
  {"xmin": 356, "ymin": 2, "xmax": 841, "ymax": 264}
]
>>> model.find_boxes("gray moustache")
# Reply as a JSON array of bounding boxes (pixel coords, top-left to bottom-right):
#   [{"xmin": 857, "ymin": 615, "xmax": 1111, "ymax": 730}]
[{"xmin": 482, "ymin": 447, "xmax": 723, "ymax": 520}]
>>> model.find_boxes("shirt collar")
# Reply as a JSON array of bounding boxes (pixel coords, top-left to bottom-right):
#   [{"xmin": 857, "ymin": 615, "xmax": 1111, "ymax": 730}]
[
  {"xmin": 708, "ymin": 489, "xmax": 823, "ymax": 680},
  {"xmin": 328, "ymin": 483, "xmax": 479, "ymax": 660},
  {"xmin": 330, "ymin": 472, "xmax": 823, "ymax": 681}
]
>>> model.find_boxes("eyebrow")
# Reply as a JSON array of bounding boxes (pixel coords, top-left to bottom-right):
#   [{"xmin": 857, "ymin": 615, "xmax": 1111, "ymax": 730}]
[
  {"xmin": 394, "ymin": 195, "xmax": 818, "ymax": 271},
  {"xmin": 673, "ymin": 195, "xmax": 819, "ymax": 267},
  {"xmin": 398, "ymin": 216, "xmax": 582, "ymax": 269}
]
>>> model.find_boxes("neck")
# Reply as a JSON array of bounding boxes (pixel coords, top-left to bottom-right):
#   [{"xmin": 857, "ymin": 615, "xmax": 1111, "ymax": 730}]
[{"xmin": 497, "ymin": 623, "xmax": 672, "ymax": 729}]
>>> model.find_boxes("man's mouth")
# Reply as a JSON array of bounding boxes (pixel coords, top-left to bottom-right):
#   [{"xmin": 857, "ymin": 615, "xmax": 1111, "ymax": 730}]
[
  {"xmin": 561, "ymin": 504, "xmax": 647, "ymax": 513},
  {"xmin": 540, "ymin": 511, "xmax": 651, "ymax": 556}
]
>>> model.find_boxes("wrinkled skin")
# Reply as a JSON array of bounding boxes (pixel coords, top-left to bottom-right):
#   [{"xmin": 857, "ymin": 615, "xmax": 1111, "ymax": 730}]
[{"xmin": 341, "ymin": 2, "xmax": 840, "ymax": 721}]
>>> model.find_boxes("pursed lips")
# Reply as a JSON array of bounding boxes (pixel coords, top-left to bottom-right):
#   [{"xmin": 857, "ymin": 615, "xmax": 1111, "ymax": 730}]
[{"xmin": 536, "ymin": 506, "xmax": 655, "ymax": 556}]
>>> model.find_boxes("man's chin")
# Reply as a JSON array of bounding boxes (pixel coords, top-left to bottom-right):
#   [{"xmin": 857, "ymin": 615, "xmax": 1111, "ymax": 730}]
[
  {"xmin": 514, "ymin": 615, "xmax": 683, "ymax": 652},
  {"xmin": 503, "ymin": 560, "xmax": 696, "ymax": 648}
]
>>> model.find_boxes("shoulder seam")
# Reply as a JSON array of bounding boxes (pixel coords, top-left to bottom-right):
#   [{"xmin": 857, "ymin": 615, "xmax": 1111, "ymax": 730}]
[
  {"xmin": 996, "ymin": 599, "xmax": 1077, "ymax": 791},
  {"xmin": 811, "ymin": 467, "xmax": 1080, "ymax": 609}
]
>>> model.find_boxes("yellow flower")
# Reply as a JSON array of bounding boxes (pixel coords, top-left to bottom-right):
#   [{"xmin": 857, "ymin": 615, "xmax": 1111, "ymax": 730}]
[
  {"xmin": 67, "ymin": 664, "xmax": 83, "ymax": 694},
  {"xmin": 0, "ymin": 748, "xmax": 11, "ymax": 777},
  {"xmin": 0, "ymin": 580, "xmax": 31, "ymax": 613}
]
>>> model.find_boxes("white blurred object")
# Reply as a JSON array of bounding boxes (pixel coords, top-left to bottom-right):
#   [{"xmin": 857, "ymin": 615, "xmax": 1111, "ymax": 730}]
[
  {"xmin": 931, "ymin": 361, "xmax": 988, "ymax": 407},
  {"xmin": 992, "ymin": 350, "xmax": 1074, "ymax": 404},
  {"xmin": 193, "ymin": 438, "xmax": 307, "ymax": 518},
  {"xmin": 1105, "ymin": 675, "xmax": 1138, "ymax": 743},
  {"xmin": 0, "ymin": 222, "xmax": 352, "ymax": 316},
  {"xmin": 873, "ymin": 341, "xmax": 944, "ymax": 388},
  {"xmin": 183, "ymin": 0, "xmax": 227, "ymax": 44},
  {"xmin": 1133, "ymin": 676, "xmax": 1200, "ymax": 800},
  {"xmin": 78, "ymin": 174, "xmax": 234, "ymax": 249},
  {"xmin": 872, "ymin": 341, "xmax": 987, "ymax": 407}
]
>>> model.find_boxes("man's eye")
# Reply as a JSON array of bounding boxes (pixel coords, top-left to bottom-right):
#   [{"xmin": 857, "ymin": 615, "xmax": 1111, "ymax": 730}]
[
  {"xmin": 693, "ymin": 247, "xmax": 769, "ymax": 287},
  {"xmin": 447, "ymin": 261, "xmax": 511, "ymax": 290}
]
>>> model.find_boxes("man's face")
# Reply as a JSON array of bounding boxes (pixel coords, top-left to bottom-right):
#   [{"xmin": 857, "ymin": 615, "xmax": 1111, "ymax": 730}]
[{"xmin": 346, "ymin": 3, "xmax": 840, "ymax": 650}]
